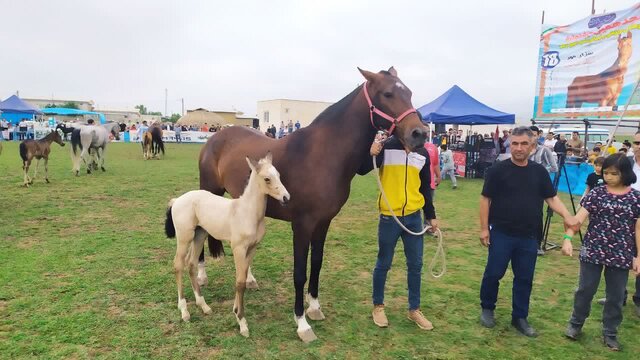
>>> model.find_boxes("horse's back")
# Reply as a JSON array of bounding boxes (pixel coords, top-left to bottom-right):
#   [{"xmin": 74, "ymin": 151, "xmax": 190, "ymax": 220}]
[{"xmin": 172, "ymin": 190, "xmax": 233, "ymax": 240}]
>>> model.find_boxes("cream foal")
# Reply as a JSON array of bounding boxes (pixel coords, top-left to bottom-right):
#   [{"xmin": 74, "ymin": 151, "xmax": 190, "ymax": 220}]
[{"xmin": 165, "ymin": 152, "xmax": 289, "ymax": 337}]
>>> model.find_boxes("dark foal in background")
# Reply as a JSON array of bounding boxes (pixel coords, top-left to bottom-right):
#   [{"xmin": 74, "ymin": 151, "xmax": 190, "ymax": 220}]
[
  {"xmin": 197, "ymin": 67, "xmax": 428, "ymax": 342},
  {"xmin": 19, "ymin": 130, "xmax": 65, "ymax": 187}
]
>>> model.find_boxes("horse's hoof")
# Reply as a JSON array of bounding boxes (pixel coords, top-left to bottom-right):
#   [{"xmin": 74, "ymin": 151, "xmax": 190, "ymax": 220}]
[
  {"xmin": 306, "ymin": 308, "xmax": 325, "ymax": 321},
  {"xmin": 181, "ymin": 312, "xmax": 191, "ymax": 322},
  {"xmin": 45, "ymin": 179, "xmax": 50, "ymax": 183},
  {"xmin": 87, "ymin": 169, "xmax": 91, "ymax": 174},
  {"xmin": 297, "ymin": 328, "xmax": 318, "ymax": 343},
  {"xmin": 197, "ymin": 276, "xmax": 208, "ymax": 287},
  {"xmin": 240, "ymin": 329, "xmax": 250, "ymax": 338},
  {"xmin": 246, "ymin": 280, "xmax": 259, "ymax": 289},
  {"xmin": 101, "ymin": 167, "xmax": 105, "ymax": 172},
  {"xmin": 75, "ymin": 171, "xmax": 79, "ymax": 177},
  {"xmin": 202, "ymin": 305, "xmax": 212, "ymax": 315}
]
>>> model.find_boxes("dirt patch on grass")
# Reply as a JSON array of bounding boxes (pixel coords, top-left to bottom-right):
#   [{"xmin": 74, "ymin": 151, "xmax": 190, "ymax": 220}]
[{"xmin": 15, "ymin": 237, "xmax": 39, "ymax": 249}]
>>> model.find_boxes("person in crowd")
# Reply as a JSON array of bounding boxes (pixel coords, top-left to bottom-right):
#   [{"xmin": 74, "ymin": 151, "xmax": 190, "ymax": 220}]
[
  {"xmin": 278, "ymin": 126, "xmax": 285, "ymax": 139},
  {"xmin": 295, "ymin": 120, "xmax": 301, "ymax": 131},
  {"xmin": 174, "ymin": 123, "xmax": 182, "ymax": 143},
  {"xmin": 440, "ymin": 144, "xmax": 457, "ymax": 189},
  {"xmin": 18, "ymin": 119, "xmax": 28, "ymax": 140},
  {"xmin": 137, "ymin": 120, "xmax": 149, "ymax": 142},
  {"xmin": 537, "ymin": 129, "xmax": 545, "ymax": 145},
  {"xmin": 603, "ymin": 140, "xmax": 617, "ymax": 156},
  {"xmin": 619, "ymin": 147, "xmax": 628, "ymax": 155},
  {"xmin": 424, "ymin": 134, "xmax": 441, "ymax": 198},
  {"xmin": 479, "ymin": 126, "xmax": 578, "ymax": 337},
  {"xmin": 567, "ymin": 131, "xmax": 584, "ymax": 156},
  {"xmin": 561, "ymin": 153, "xmax": 640, "ymax": 351},
  {"xmin": 554, "ymin": 134, "xmax": 567, "ymax": 155},
  {"xmin": 582, "ymin": 156, "xmax": 605, "ymax": 199},
  {"xmin": 529, "ymin": 126, "xmax": 558, "ymax": 174},
  {"xmin": 588, "ymin": 147, "xmax": 602, "ymax": 164},
  {"xmin": 368, "ymin": 131, "xmax": 438, "ymax": 331},
  {"xmin": 287, "ymin": 120, "xmax": 293, "ymax": 134},
  {"xmin": 543, "ymin": 132, "xmax": 557, "ymax": 149}
]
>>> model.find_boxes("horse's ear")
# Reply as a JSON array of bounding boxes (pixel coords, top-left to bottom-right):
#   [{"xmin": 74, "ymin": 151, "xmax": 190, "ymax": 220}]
[
  {"xmin": 246, "ymin": 156, "xmax": 259, "ymax": 171},
  {"xmin": 358, "ymin": 67, "xmax": 378, "ymax": 82},
  {"xmin": 388, "ymin": 66, "xmax": 398, "ymax": 77}
]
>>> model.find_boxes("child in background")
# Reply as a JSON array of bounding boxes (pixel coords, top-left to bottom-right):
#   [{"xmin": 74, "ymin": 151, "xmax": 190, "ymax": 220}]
[
  {"xmin": 439, "ymin": 144, "xmax": 457, "ymax": 189},
  {"xmin": 582, "ymin": 156, "xmax": 605, "ymax": 199},
  {"xmin": 561, "ymin": 153, "xmax": 640, "ymax": 351}
]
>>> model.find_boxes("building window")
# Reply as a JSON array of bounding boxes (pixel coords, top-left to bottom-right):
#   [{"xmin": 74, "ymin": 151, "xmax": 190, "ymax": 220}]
[{"xmin": 264, "ymin": 111, "xmax": 269, "ymax": 123}]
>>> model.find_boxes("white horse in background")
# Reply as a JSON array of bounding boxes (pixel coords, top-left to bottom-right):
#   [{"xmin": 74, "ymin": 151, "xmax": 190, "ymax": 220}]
[
  {"xmin": 164, "ymin": 152, "xmax": 290, "ymax": 337},
  {"xmin": 70, "ymin": 122, "xmax": 120, "ymax": 176}
]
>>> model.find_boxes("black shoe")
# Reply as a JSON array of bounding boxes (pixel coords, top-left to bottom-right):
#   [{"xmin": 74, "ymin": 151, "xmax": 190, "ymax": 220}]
[
  {"xmin": 511, "ymin": 318, "xmax": 538, "ymax": 337},
  {"xmin": 564, "ymin": 324, "xmax": 581, "ymax": 340},
  {"xmin": 480, "ymin": 309, "xmax": 495, "ymax": 328},
  {"xmin": 597, "ymin": 298, "xmax": 627, "ymax": 306},
  {"xmin": 603, "ymin": 335, "xmax": 621, "ymax": 351}
]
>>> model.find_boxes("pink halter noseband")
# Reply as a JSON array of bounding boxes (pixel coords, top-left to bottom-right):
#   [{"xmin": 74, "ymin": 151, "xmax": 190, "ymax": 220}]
[{"xmin": 362, "ymin": 81, "xmax": 417, "ymax": 136}]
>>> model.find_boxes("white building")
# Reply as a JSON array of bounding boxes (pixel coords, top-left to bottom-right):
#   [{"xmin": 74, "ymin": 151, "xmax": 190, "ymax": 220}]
[{"xmin": 256, "ymin": 99, "xmax": 333, "ymax": 131}]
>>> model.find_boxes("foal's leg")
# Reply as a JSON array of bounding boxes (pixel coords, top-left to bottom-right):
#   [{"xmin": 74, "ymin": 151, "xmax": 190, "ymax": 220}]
[
  {"xmin": 246, "ymin": 222, "xmax": 265, "ymax": 289},
  {"xmin": 188, "ymin": 228, "xmax": 212, "ymax": 315},
  {"xmin": 232, "ymin": 244, "xmax": 251, "ymax": 337},
  {"xmin": 31, "ymin": 159, "xmax": 40, "ymax": 184},
  {"xmin": 23, "ymin": 159, "xmax": 32, "ymax": 187},
  {"xmin": 174, "ymin": 230, "xmax": 193, "ymax": 322},
  {"xmin": 307, "ymin": 221, "xmax": 331, "ymax": 321},
  {"xmin": 44, "ymin": 157, "xmax": 50, "ymax": 183}
]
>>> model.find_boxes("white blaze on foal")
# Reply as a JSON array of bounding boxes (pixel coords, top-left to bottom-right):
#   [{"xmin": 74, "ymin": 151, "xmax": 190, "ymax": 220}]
[{"xmin": 164, "ymin": 152, "xmax": 290, "ymax": 337}]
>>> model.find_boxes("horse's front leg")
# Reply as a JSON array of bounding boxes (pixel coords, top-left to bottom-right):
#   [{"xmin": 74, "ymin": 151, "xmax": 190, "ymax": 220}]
[
  {"xmin": 307, "ymin": 220, "xmax": 331, "ymax": 321},
  {"xmin": 98, "ymin": 147, "xmax": 106, "ymax": 172},
  {"xmin": 291, "ymin": 218, "xmax": 316, "ymax": 343},
  {"xmin": 232, "ymin": 243, "xmax": 251, "ymax": 337},
  {"xmin": 44, "ymin": 158, "xmax": 50, "ymax": 183}
]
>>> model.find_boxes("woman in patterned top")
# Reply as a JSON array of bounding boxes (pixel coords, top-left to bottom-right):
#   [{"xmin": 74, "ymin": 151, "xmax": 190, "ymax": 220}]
[{"xmin": 560, "ymin": 153, "xmax": 640, "ymax": 351}]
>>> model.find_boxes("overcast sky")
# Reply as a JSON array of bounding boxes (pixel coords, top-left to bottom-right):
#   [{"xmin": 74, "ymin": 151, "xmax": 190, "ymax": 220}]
[{"xmin": 1, "ymin": 0, "xmax": 635, "ymax": 121}]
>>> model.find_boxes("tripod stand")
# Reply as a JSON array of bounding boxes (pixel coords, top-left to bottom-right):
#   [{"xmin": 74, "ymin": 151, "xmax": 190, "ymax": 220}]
[{"xmin": 540, "ymin": 154, "xmax": 583, "ymax": 252}]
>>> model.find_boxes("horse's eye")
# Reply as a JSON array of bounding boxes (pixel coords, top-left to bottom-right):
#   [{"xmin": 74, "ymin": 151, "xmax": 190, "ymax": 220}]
[
  {"xmin": 264, "ymin": 178, "xmax": 271, "ymax": 183},
  {"xmin": 383, "ymin": 92, "xmax": 393, "ymax": 98}
]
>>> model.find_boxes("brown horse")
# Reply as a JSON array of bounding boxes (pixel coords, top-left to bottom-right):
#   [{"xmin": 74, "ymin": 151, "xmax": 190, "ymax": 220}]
[
  {"xmin": 142, "ymin": 131, "xmax": 153, "ymax": 159},
  {"xmin": 566, "ymin": 31, "xmax": 633, "ymax": 110},
  {"xmin": 198, "ymin": 67, "xmax": 428, "ymax": 342},
  {"xmin": 19, "ymin": 130, "xmax": 65, "ymax": 187}
]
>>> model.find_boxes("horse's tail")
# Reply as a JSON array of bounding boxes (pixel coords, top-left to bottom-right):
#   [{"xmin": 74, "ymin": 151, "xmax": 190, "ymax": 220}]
[
  {"xmin": 19, "ymin": 142, "xmax": 27, "ymax": 162},
  {"xmin": 208, "ymin": 236, "xmax": 225, "ymax": 258},
  {"xmin": 71, "ymin": 128, "xmax": 82, "ymax": 155},
  {"xmin": 164, "ymin": 201, "xmax": 176, "ymax": 238},
  {"xmin": 152, "ymin": 129, "xmax": 165, "ymax": 155}
]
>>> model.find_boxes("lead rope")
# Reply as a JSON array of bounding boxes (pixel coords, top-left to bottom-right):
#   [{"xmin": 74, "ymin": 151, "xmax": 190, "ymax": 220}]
[{"xmin": 372, "ymin": 155, "xmax": 446, "ymax": 278}]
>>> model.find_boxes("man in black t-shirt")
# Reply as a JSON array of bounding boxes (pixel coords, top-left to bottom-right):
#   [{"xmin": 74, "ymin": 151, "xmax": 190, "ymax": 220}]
[{"xmin": 479, "ymin": 126, "xmax": 579, "ymax": 337}]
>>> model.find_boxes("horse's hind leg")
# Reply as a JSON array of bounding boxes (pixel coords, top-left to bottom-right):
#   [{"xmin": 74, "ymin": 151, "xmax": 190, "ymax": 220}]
[
  {"xmin": 189, "ymin": 228, "xmax": 212, "ymax": 315},
  {"xmin": 23, "ymin": 159, "xmax": 31, "ymax": 187},
  {"xmin": 232, "ymin": 244, "xmax": 251, "ymax": 337},
  {"xmin": 174, "ymin": 230, "xmax": 192, "ymax": 322},
  {"xmin": 31, "ymin": 159, "xmax": 40, "ymax": 184}
]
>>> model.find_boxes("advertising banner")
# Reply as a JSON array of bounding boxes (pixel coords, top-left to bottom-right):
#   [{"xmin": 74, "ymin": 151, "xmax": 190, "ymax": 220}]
[
  {"xmin": 452, "ymin": 151, "xmax": 466, "ymax": 177},
  {"xmin": 533, "ymin": 4, "xmax": 640, "ymax": 120}
]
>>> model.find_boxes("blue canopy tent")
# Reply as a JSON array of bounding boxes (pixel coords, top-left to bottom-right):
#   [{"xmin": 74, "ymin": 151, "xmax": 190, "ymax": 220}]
[
  {"xmin": 417, "ymin": 85, "xmax": 515, "ymax": 125},
  {"xmin": 0, "ymin": 95, "xmax": 43, "ymax": 124},
  {"xmin": 41, "ymin": 108, "xmax": 106, "ymax": 124}
]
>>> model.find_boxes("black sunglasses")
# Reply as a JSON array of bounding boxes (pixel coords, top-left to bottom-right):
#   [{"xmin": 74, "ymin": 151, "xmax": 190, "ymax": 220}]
[{"xmin": 633, "ymin": 141, "xmax": 640, "ymax": 145}]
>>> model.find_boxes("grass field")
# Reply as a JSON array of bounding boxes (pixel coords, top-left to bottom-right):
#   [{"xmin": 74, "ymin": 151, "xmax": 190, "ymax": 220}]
[{"xmin": 0, "ymin": 140, "xmax": 638, "ymax": 359}]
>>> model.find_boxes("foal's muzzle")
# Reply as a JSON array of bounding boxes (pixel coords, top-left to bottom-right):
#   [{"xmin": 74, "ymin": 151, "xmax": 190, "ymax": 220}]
[{"xmin": 280, "ymin": 195, "xmax": 290, "ymax": 206}]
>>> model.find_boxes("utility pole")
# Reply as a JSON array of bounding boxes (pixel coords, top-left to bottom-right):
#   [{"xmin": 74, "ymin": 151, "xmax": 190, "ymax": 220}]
[
  {"xmin": 592, "ymin": 0, "xmax": 595, "ymax": 15},
  {"xmin": 541, "ymin": 10, "xmax": 545, "ymax": 24},
  {"xmin": 164, "ymin": 88, "xmax": 168, "ymax": 116},
  {"xmin": 181, "ymin": 98, "xmax": 184, "ymax": 116}
]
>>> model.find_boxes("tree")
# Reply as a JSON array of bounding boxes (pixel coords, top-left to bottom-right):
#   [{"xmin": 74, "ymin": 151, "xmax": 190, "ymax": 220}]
[
  {"xmin": 45, "ymin": 101, "xmax": 79, "ymax": 109},
  {"xmin": 135, "ymin": 104, "xmax": 148, "ymax": 115},
  {"xmin": 168, "ymin": 113, "xmax": 181, "ymax": 123}
]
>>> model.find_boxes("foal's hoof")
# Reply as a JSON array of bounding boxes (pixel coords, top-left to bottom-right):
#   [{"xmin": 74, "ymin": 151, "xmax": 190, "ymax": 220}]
[
  {"xmin": 297, "ymin": 328, "xmax": 318, "ymax": 343},
  {"xmin": 45, "ymin": 178, "xmax": 50, "ymax": 183},
  {"xmin": 202, "ymin": 305, "xmax": 212, "ymax": 315},
  {"xmin": 240, "ymin": 328, "xmax": 250, "ymax": 338},
  {"xmin": 181, "ymin": 312, "xmax": 191, "ymax": 322},
  {"xmin": 197, "ymin": 276, "xmax": 208, "ymax": 287},
  {"xmin": 306, "ymin": 308, "xmax": 325, "ymax": 321},
  {"xmin": 246, "ymin": 280, "xmax": 259, "ymax": 289}
]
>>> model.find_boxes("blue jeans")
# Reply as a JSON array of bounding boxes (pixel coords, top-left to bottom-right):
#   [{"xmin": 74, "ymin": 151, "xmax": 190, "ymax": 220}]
[
  {"xmin": 372, "ymin": 211, "xmax": 424, "ymax": 310},
  {"xmin": 480, "ymin": 228, "xmax": 538, "ymax": 319}
]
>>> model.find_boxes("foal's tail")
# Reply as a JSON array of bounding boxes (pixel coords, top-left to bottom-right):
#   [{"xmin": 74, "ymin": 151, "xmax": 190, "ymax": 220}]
[
  {"xmin": 164, "ymin": 202, "xmax": 176, "ymax": 238},
  {"xmin": 19, "ymin": 142, "xmax": 27, "ymax": 163}
]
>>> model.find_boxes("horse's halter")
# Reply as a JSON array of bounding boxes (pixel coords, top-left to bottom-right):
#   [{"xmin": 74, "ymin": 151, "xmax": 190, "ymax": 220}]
[{"xmin": 363, "ymin": 81, "xmax": 417, "ymax": 136}]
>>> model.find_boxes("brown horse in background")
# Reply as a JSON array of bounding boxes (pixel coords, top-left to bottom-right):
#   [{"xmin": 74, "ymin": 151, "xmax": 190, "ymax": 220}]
[
  {"xmin": 19, "ymin": 130, "xmax": 65, "ymax": 187},
  {"xmin": 150, "ymin": 125, "xmax": 165, "ymax": 158},
  {"xmin": 142, "ymin": 131, "xmax": 153, "ymax": 159},
  {"xmin": 566, "ymin": 31, "xmax": 633, "ymax": 110},
  {"xmin": 197, "ymin": 67, "xmax": 428, "ymax": 342}
]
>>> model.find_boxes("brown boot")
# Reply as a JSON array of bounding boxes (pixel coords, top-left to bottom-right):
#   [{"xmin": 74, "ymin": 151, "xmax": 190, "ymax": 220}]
[
  {"xmin": 407, "ymin": 309, "xmax": 434, "ymax": 330},
  {"xmin": 372, "ymin": 304, "xmax": 388, "ymax": 328}
]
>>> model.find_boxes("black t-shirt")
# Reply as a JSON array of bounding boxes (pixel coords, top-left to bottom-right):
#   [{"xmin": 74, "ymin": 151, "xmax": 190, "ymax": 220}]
[
  {"xmin": 585, "ymin": 172, "xmax": 604, "ymax": 190},
  {"xmin": 482, "ymin": 159, "xmax": 556, "ymax": 239}
]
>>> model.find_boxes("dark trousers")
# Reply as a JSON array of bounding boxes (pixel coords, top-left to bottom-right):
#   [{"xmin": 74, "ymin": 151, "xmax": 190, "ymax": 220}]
[
  {"xmin": 634, "ymin": 277, "xmax": 640, "ymax": 306},
  {"xmin": 480, "ymin": 228, "xmax": 538, "ymax": 319},
  {"xmin": 569, "ymin": 261, "xmax": 629, "ymax": 337}
]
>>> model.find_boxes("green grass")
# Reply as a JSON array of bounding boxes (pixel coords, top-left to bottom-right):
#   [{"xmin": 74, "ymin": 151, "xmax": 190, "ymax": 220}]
[{"xmin": 0, "ymin": 141, "xmax": 638, "ymax": 359}]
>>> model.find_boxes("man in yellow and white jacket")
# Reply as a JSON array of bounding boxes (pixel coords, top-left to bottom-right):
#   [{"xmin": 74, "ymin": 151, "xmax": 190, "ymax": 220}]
[{"xmin": 367, "ymin": 135, "xmax": 438, "ymax": 330}]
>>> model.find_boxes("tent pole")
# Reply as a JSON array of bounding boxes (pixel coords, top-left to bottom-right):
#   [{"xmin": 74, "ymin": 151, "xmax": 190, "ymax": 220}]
[{"xmin": 606, "ymin": 78, "xmax": 640, "ymax": 149}]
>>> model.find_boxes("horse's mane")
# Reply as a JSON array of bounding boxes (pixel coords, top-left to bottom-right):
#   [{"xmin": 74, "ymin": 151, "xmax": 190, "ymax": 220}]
[{"xmin": 307, "ymin": 85, "xmax": 363, "ymax": 126}]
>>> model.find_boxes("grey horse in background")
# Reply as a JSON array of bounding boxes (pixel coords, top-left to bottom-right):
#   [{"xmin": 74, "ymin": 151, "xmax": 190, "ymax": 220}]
[{"xmin": 70, "ymin": 122, "xmax": 120, "ymax": 176}]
